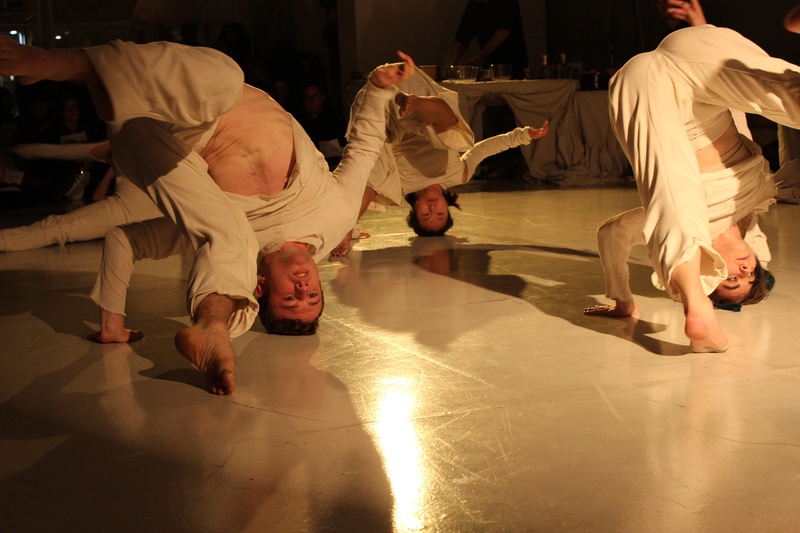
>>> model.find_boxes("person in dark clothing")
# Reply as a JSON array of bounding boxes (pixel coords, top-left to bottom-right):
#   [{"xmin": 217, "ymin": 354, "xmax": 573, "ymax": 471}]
[
  {"xmin": 449, "ymin": 0, "xmax": 529, "ymax": 79},
  {"xmin": 294, "ymin": 81, "xmax": 347, "ymax": 170}
]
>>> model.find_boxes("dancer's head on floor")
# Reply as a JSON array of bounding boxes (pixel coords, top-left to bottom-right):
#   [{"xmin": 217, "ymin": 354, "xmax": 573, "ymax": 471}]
[
  {"xmin": 256, "ymin": 242, "xmax": 324, "ymax": 335},
  {"xmin": 405, "ymin": 184, "xmax": 461, "ymax": 236},
  {"xmin": 709, "ymin": 253, "xmax": 773, "ymax": 310}
]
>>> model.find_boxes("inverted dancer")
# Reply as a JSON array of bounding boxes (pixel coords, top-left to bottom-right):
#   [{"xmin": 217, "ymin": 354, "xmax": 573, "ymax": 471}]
[
  {"xmin": 587, "ymin": 24, "xmax": 800, "ymax": 352},
  {"xmin": 0, "ymin": 35, "xmax": 413, "ymax": 394},
  {"xmin": 331, "ymin": 67, "xmax": 548, "ymax": 255}
]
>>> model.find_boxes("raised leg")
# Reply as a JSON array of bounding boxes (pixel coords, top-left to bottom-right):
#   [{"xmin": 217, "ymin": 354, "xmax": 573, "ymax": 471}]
[{"xmin": 670, "ymin": 251, "xmax": 729, "ymax": 352}]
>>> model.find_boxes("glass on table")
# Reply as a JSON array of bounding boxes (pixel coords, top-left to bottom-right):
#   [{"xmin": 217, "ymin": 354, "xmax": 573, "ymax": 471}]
[{"xmin": 490, "ymin": 64, "xmax": 512, "ymax": 80}]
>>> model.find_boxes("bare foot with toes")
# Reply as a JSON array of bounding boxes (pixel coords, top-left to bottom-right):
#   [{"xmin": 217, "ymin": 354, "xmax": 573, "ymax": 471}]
[
  {"xmin": 685, "ymin": 300, "xmax": 728, "ymax": 353},
  {"xmin": 175, "ymin": 323, "xmax": 237, "ymax": 395},
  {"xmin": 84, "ymin": 329, "xmax": 144, "ymax": 344},
  {"xmin": 83, "ymin": 308, "xmax": 143, "ymax": 344}
]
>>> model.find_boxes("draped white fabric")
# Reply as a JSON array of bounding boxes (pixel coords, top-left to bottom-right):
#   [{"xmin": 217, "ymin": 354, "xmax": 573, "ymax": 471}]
[{"xmin": 441, "ymin": 79, "xmax": 629, "ymax": 186}]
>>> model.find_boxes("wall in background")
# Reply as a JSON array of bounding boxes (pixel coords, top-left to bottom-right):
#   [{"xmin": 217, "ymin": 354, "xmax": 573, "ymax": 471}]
[
  {"xmin": 544, "ymin": 0, "xmax": 800, "ymax": 74},
  {"xmin": 339, "ymin": 0, "xmax": 547, "ymax": 81},
  {"xmin": 3, "ymin": 0, "xmax": 796, "ymax": 103}
]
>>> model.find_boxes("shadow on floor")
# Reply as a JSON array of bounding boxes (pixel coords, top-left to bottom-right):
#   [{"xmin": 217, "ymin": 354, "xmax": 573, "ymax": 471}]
[
  {"xmin": 330, "ymin": 236, "xmax": 690, "ymax": 356},
  {"xmin": 0, "ymin": 328, "xmax": 395, "ymax": 531}
]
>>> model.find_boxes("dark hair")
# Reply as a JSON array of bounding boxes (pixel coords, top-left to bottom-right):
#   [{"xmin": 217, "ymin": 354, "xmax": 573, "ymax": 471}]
[
  {"xmin": 256, "ymin": 285, "xmax": 324, "ymax": 335},
  {"xmin": 710, "ymin": 261, "xmax": 774, "ymax": 312},
  {"xmin": 404, "ymin": 189, "xmax": 462, "ymax": 237}
]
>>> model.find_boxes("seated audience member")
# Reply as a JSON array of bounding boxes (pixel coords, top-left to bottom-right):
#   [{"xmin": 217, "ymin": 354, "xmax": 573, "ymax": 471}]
[
  {"xmin": 1, "ymin": 85, "xmax": 57, "ymax": 200},
  {"xmin": 294, "ymin": 81, "xmax": 347, "ymax": 170},
  {"xmin": 2, "ymin": 88, "xmax": 109, "ymax": 203},
  {"xmin": 45, "ymin": 92, "xmax": 109, "ymax": 201},
  {"xmin": 267, "ymin": 73, "xmax": 293, "ymax": 110},
  {"xmin": 0, "ymin": 86, "xmax": 19, "ymax": 148}
]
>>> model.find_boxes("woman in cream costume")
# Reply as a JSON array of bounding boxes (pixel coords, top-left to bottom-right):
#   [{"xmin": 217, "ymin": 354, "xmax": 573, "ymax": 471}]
[
  {"xmin": 333, "ymin": 66, "xmax": 548, "ymax": 254},
  {"xmin": 585, "ymin": 24, "xmax": 800, "ymax": 353}
]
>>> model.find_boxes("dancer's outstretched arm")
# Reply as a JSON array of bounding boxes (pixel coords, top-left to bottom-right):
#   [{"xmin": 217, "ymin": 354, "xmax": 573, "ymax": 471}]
[
  {"xmin": 0, "ymin": 34, "xmax": 101, "ymax": 85},
  {"xmin": 10, "ymin": 140, "xmax": 111, "ymax": 162}
]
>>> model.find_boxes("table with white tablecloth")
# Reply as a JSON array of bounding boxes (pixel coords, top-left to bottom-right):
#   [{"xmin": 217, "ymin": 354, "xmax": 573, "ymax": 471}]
[{"xmin": 440, "ymin": 79, "xmax": 629, "ymax": 187}]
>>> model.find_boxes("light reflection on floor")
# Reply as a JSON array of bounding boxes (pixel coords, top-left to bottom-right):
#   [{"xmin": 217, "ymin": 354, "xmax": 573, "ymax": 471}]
[
  {"xmin": 373, "ymin": 376, "xmax": 425, "ymax": 531},
  {"xmin": 2, "ymin": 187, "xmax": 800, "ymax": 531}
]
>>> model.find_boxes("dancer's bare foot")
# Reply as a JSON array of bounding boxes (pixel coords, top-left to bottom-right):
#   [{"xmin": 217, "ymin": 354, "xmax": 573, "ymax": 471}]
[
  {"xmin": 174, "ymin": 322, "xmax": 236, "ymax": 395},
  {"xmin": 684, "ymin": 299, "xmax": 729, "ymax": 353},
  {"xmin": 84, "ymin": 329, "xmax": 144, "ymax": 344},
  {"xmin": 669, "ymin": 251, "xmax": 728, "ymax": 353},
  {"xmin": 83, "ymin": 308, "xmax": 143, "ymax": 344},
  {"xmin": 395, "ymin": 92, "xmax": 417, "ymax": 117},
  {"xmin": 584, "ymin": 299, "xmax": 639, "ymax": 318}
]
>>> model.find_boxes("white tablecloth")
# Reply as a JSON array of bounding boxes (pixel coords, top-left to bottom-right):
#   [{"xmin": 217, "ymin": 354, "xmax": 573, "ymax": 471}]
[{"xmin": 441, "ymin": 79, "xmax": 629, "ymax": 186}]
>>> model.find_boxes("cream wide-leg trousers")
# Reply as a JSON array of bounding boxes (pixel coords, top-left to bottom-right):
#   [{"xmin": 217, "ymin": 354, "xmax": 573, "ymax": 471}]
[{"xmin": 608, "ymin": 25, "xmax": 800, "ymax": 297}]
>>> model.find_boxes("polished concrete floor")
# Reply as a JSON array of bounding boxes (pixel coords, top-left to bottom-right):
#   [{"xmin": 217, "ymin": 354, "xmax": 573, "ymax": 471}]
[{"xmin": 2, "ymin": 187, "xmax": 800, "ymax": 532}]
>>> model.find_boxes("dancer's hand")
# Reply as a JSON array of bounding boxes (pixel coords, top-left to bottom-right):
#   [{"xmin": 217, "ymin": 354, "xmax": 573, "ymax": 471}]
[
  {"xmin": 664, "ymin": 0, "xmax": 706, "ymax": 26},
  {"xmin": 330, "ymin": 230, "xmax": 370, "ymax": 257},
  {"xmin": 370, "ymin": 50, "xmax": 415, "ymax": 88},
  {"xmin": 528, "ymin": 121, "xmax": 549, "ymax": 140},
  {"xmin": 8, "ymin": 144, "xmax": 31, "ymax": 159},
  {"xmin": 0, "ymin": 34, "xmax": 42, "ymax": 84}
]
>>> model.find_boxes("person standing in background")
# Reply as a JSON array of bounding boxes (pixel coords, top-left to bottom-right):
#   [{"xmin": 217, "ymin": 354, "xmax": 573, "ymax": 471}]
[{"xmin": 449, "ymin": 0, "xmax": 529, "ymax": 79}]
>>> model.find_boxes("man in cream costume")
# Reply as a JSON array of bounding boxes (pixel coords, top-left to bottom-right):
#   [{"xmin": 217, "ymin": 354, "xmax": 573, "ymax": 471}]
[
  {"xmin": 585, "ymin": 24, "xmax": 800, "ymax": 353},
  {"xmin": 0, "ymin": 35, "xmax": 414, "ymax": 395}
]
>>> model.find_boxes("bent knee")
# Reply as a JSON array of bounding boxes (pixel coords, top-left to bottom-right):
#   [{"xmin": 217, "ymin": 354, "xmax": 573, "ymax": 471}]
[{"xmin": 104, "ymin": 225, "xmax": 134, "ymax": 257}]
